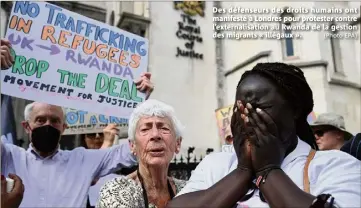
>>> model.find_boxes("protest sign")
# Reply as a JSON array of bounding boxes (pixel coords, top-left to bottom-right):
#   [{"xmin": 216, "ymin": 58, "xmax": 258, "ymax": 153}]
[
  {"xmin": 64, "ymin": 108, "xmax": 128, "ymax": 135},
  {"xmin": 215, "ymin": 104, "xmax": 233, "ymax": 145},
  {"xmin": 1, "ymin": 1, "xmax": 148, "ymax": 118},
  {"xmin": 215, "ymin": 104, "xmax": 318, "ymax": 145}
]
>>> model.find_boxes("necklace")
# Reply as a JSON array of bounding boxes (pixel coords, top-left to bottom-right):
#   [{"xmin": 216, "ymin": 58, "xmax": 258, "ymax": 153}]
[{"xmin": 137, "ymin": 168, "xmax": 175, "ymax": 208}]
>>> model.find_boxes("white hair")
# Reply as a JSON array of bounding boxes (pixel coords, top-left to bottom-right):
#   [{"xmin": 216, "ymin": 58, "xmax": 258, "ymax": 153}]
[
  {"xmin": 24, "ymin": 102, "xmax": 66, "ymax": 121},
  {"xmin": 128, "ymin": 99, "xmax": 184, "ymax": 141}
]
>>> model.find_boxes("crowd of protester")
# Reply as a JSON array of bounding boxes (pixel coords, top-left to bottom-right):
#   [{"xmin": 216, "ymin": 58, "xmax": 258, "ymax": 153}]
[{"xmin": 1, "ymin": 36, "xmax": 361, "ymax": 208}]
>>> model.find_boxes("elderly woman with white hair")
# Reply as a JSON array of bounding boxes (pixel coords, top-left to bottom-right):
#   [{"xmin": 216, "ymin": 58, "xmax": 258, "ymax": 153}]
[{"xmin": 97, "ymin": 99, "xmax": 186, "ymax": 208}]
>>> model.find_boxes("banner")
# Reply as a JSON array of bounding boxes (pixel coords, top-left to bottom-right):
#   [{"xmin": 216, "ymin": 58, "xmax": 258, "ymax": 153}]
[
  {"xmin": 1, "ymin": 1, "xmax": 148, "ymax": 118},
  {"xmin": 215, "ymin": 104, "xmax": 318, "ymax": 145},
  {"xmin": 64, "ymin": 108, "xmax": 128, "ymax": 135}
]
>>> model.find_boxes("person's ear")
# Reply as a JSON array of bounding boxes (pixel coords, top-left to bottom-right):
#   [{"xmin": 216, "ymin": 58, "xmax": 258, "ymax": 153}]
[
  {"xmin": 21, "ymin": 121, "xmax": 31, "ymax": 134},
  {"xmin": 175, "ymin": 137, "xmax": 182, "ymax": 154},
  {"xmin": 61, "ymin": 123, "xmax": 68, "ymax": 134},
  {"xmin": 337, "ymin": 131, "xmax": 345, "ymax": 141},
  {"xmin": 129, "ymin": 140, "xmax": 137, "ymax": 156}
]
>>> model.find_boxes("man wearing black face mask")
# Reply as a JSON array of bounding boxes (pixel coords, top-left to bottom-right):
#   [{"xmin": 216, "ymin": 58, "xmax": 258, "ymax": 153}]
[
  {"xmin": 0, "ymin": 79, "xmax": 154, "ymax": 207},
  {"xmin": 28, "ymin": 125, "xmax": 61, "ymax": 155}
]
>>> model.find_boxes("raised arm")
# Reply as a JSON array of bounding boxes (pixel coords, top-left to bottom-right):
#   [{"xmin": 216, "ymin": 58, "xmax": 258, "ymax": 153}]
[
  {"xmin": 86, "ymin": 142, "xmax": 137, "ymax": 179},
  {"xmin": 99, "ymin": 124, "xmax": 118, "ymax": 149},
  {"xmin": 1, "ymin": 140, "xmax": 25, "ymax": 176}
]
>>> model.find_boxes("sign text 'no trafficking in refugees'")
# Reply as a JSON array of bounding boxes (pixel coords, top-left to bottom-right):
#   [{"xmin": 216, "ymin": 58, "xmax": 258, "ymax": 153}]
[{"xmin": 1, "ymin": 1, "xmax": 149, "ymax": 118}]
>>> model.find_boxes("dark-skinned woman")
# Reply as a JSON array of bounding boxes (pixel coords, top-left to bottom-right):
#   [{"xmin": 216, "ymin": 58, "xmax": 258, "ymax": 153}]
[{"xmin": 167, "ymin": 63, "xmax": 360, "ymax": 208}]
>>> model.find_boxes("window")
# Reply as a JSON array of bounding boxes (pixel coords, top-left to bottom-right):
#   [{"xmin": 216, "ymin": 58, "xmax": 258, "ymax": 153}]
[
  {"xmin": 117, "ymin": 12, "xmax": 150, "ymax": 38},
  {"xmin": 47, "ymin": 1, "xmax": 106, "ymax": 22},
  {"xmin": 280, "ymin": 10, "xmax": 295, "ymax": 58},
  {"xmin": 329, "ymin": 21, "xmax": 343, "ymax": 74}
]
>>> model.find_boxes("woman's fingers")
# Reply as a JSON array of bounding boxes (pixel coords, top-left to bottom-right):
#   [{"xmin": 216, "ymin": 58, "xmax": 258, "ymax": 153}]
[
  {"xmin": 256, "ymin": 108, "xmax": 278, "ymax": 135},
  {"xmin": 245, "ymin": 103, "xmax": 268, "ymax": 134}
]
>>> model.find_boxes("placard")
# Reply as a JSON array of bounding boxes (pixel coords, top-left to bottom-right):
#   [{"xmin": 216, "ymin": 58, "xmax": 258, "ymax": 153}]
[
  {"xmin": 1, "ymin": 1, "xmax": 148, "ymax": 118},
  {"xmin": 64, "ymin": 108, "xmax": 128, "ymax": 136},
  {"xmin": 215, "ymin": 104, "xmax": 233, "ymax": 145}
]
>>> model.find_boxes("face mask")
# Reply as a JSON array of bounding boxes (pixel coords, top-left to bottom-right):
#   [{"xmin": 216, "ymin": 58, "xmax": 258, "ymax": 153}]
[{"xmin": 31, "ymin": 125, "xmax": 61, "ymax": 153}]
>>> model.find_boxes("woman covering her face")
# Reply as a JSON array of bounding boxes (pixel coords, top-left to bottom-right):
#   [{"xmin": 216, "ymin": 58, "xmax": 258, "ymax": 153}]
[
  {"xmin": 168, "ymin": 63, "xmax": 360, "ymax": 208},
  {"xmin": 97, "ymin": 99, "xmax": 186, "ymax": 208}
]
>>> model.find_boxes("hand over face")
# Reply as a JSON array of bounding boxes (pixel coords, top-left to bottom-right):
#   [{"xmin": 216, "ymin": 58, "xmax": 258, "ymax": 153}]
[
  {"xmin": 1, "ymin": 39, "xmax": 14, "ymax": 70},
  {"xmin": 231, "ymin": 101, "xmax": 253, "ymax": 172},
  {"xmin": 1, "ymin": 174, "xmax": 24, "ymax": 208},
  {"xmin": 134, "ymin": 72, "xmax": 154, "ymax": 99},
  {"xmin": 240, "ymin": 102, "xmax": 286, "ymax": 174}
]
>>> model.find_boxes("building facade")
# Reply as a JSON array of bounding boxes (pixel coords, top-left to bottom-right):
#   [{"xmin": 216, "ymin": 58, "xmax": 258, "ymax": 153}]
[
  {"xmin": 221, "ymin": 1, "xmax": 361, "ymax": 135},
  {"xmin": 107, "ymin": 1, "xmax": 360, "ymax": 151}
]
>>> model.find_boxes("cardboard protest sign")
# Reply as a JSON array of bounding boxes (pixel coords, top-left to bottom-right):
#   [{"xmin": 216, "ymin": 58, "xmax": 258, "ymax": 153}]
[
  {"xmin": 1, "ymin": 1, "xmax": 148, "ymax": 118},
  {"xmin": 215, "ymin": 104, "xmax": 318, "ymax": 145},
  {"xmin": 63, "ymin": 108, "xmax": 128, "ymax": 135},
  {"xmin": 215, "ymin": 105, "xmax": 233, "ymax": 145}
]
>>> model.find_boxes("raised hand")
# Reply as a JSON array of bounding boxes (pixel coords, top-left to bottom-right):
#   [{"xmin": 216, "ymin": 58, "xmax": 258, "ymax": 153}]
[
  {"xmin": 1, "ymin": 39, "xmax": 14, "ymax": 70},
  {"xmin": 242, "ymin": 103, "xmax": 286, "ymax": 175},
  {"xmin": 231, "ymin": 101, "xmax": 253, "ymax": 173},
  {"xmin": 134, "ymin": 72, "xmax": 154, "ymax": 99},
  {"xmin": 102, "ymin": 124, "xmax": 120, "ymax": 147}
]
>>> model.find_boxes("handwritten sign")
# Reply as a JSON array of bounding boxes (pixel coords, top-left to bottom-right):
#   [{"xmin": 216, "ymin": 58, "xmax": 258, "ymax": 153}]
[
  {"xmin": 64, "ymin": 108, "xmax": 128, "ymax": 135},
  {"xmin": 215, "ymin": 105, "xmax": 233, "ymax": 145},
  {"xmin": 1, "ymin": 1, "xmax": 148, "ymax": 118},
  {"xmin": 215, "ymin": 104, "xmax": 318, "ymax": 145}
]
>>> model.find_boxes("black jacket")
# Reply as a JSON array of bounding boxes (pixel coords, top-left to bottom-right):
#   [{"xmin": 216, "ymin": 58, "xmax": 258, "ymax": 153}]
[{"xmin": 341, "ymin": 133, "xmax": 361, "ymax": 160}]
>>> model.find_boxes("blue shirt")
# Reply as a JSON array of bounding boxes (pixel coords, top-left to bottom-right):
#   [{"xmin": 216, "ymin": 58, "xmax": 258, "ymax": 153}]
[{"xmin": 1, "ymin": 142, "xmax": 137, "ymax": 207}]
